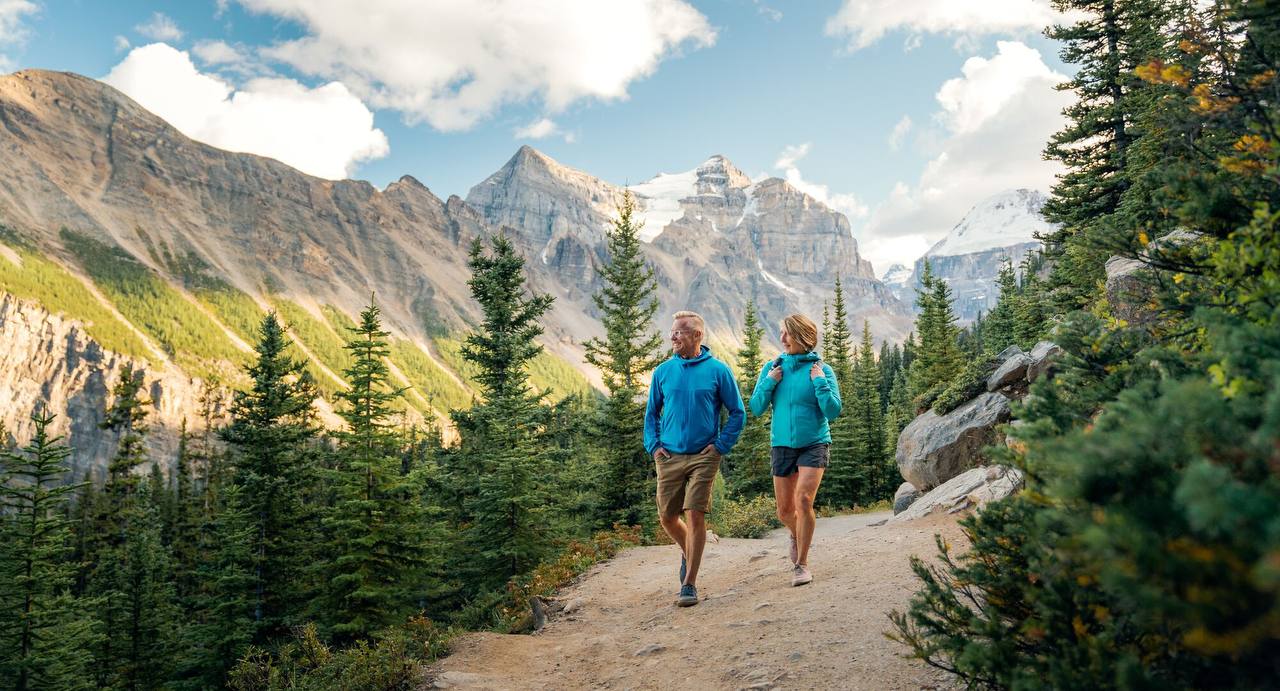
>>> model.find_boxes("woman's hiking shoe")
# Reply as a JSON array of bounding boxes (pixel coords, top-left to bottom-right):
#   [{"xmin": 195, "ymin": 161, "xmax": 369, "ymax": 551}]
[
  {"xmin": 791, "ymin": 564, "xmax": 813, "ymax": 587},
  {"xmin": 789, "ymin": 534, "xmax": 798, "ymax": 564},
  {"xmin": 679, "ymin": 554, "xmax": 687, "ymax": 585},
  {"xmin": 676, "ymin": 584, "xmax": 699, "ymax": 607}
]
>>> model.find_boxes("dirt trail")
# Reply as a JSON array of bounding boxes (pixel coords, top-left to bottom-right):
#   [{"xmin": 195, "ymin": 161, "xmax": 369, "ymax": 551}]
[{"xmin": 426, "ymin": 511, "xmax": 965, "ymax": 690}]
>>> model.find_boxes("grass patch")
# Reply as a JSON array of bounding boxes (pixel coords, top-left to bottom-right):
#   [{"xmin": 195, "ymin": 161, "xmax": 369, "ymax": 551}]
[
  {"xmin": 386, "ymin": 339, "xmax": 473, "ymax": 414},
  {"xmin": 60, "ymin": 229, "xmax": 244, "ymax": 379},
  {"xmin": 0, "ymin": 228, "xmax": 152, "ymax": 359}
]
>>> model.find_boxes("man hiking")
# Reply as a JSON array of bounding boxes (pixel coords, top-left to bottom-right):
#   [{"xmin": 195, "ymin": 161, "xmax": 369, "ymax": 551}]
[{"xmin": 644, "ymin": 310, "xmax": 745, "ymax": 607}]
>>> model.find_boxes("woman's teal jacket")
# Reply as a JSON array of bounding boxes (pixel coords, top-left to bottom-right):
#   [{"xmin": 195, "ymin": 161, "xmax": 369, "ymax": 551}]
[{"xmin": 748, "ymin": 351, "xmax": 842, "ymax": 447}]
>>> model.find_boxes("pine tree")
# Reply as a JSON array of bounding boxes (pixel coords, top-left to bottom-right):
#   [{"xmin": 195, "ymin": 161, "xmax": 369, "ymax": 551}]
[
  {"xmin": 907, "ymin": 261, "xmax": 962, "ymax": 411},
  {"xmin": 583, "ymin": 191, "xmax": 665, "ymax": 526},
  {"xmin": 982, "ymin": 259, "xmax": 1019, "ymax": 355},
  {"xmin": 1042, "ymin": 0, "xmax": 1172, "ymax": 310},
  {"xmin": 321, "ymin": 300, "xmax": 433, "ymax": 641},
  {"xmin": 728, "ymin": 300, "xmax": 772, "ymax": 498},
  {"xmin": 850, "ymin": 321, "xmax": 888, "ymax": 503},
  {"xmin": 0, "ymin": 408, "xmax": 99, "ymax": 691},
  {"xmin": 220, "ymin": 311, "xmax": 321, "ymax": 642},
  {"xmin": 452, "ymin": 235, "xmax": 556, "ymax": 588},
  {"xmin": 818, "ymin": 277, "xmax": 859, "ymax": 508}
]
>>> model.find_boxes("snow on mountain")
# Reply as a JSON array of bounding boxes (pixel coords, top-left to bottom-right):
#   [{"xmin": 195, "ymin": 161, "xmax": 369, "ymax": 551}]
[
  {"xmin": 926, "ymin": 189, "xmax": 1055, "ymax": 258},
  {"xmin": 629, "ymin": 169, "xmax": 697, "ymax": 241},
  {"xmin": 880, "ymin": 263, "xmax": 912, "ymax": 286}
]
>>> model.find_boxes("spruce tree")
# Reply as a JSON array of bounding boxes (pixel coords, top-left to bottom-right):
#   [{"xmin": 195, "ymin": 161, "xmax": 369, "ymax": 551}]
[
  {"xmin": 850, "ymin": 321, "xmax": 888, "ymax": 502},
  {"xmin": 728, "ymin": 300, "xmax": 772, "ymax": 498},
  {"xmin": 982, "ymin": 259, "xmax": 1019, "ymax": 355},
  {"xmin": 321, "ymin": 300, "xmax": 432, "ymax": 641},
  {"xmin": 583, "ymin": 191, "xmax": 665, "ymax": 526},
  {"xmin": 452, "ymin": 235, "xmax": 556, "ymax": 588},
  {"xmin": 0, "ymin": 408, "xmax": 99, "ymax": 691},
  {"xmin": 220, "ymin": 311, "xmax": 321, "ymax": 641},
  {"xmin": 907, "ymin": 261, "xmax": 962, "ymax": 411},
  {"xmin": 818, "ymin": 277, "xmax": 859, "ymax": 508}
]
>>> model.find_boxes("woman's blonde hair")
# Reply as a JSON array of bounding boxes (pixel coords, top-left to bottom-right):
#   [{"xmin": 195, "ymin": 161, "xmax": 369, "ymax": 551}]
[{"xmin": 782, "ymin": 313, "xmax": 819, "ymax": 353}]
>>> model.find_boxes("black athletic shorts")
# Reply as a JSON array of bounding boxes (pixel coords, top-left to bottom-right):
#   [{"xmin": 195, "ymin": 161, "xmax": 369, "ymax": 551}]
[{"xmin": 770, "ymin": 443, "xmax": 831, "ymax": 477}]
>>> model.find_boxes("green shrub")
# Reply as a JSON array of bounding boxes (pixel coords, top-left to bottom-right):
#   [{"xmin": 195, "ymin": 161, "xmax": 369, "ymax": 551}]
[
  {"xmin": 227, "ymin": 618, "xmax": 453, "ymax": 691},
  {"xmin": 712, "ymin": 494, "xmax": 781, "ymax": 539},
  {"xmin": 931, "ymin": 356, "xmax": 995, "ymax": 415}
]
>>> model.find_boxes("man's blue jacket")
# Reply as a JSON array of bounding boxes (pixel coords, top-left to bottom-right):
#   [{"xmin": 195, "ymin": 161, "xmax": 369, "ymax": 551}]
[{"xmin": 644, "ymin": 346, "xmax": 745, "ymax": 456}]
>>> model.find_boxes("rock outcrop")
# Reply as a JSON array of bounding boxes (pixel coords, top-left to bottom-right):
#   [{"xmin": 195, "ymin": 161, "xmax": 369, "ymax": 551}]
[
  {"xmin": 890, "ymin": 465, "xmax": 1024, "ymax": 523},
  {"xmin": 893, "ymin": 482, "xmax": 921, "ymax": 515},
  {"xmin": 896, "ymin": 392, "xmax": 1013, "ymax": 491},
  {"xmin": 0, "ymin": 293, "xmax": 218, "ymax": 479}
]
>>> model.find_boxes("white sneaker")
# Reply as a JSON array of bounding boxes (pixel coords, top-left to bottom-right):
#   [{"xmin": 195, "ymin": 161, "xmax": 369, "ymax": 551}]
[{"xmin": 791, "ymin": 564, "xmax": 812, "ymax": 587}]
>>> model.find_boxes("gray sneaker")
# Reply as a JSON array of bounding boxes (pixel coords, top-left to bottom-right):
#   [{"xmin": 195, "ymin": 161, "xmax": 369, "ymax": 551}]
[
  {"xmin": 792, "ymin": 564, "xmax": 812, "ymax": 587},
  {"xmin": 789, "ymin": 533, "xmax": 798, "ymax": 564},
  {"xmin": 676, "ymin": 583, "xmax": 699, "ymax": 607}
]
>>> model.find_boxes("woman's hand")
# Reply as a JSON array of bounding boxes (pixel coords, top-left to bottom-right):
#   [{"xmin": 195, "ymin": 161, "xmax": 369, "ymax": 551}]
[
  {"xmin": 810, "ymin": 363, "xmax": 823, "ymax": 380},
  {"xmin": 768, "ymin": 363, "xmax": 783, "ymax": 382}
]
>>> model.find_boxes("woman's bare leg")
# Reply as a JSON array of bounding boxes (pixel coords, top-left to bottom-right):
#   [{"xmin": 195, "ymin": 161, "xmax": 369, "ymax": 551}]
[{"xmin": 794, "ymin": 466, "xmax": 825, "ymax": 566}]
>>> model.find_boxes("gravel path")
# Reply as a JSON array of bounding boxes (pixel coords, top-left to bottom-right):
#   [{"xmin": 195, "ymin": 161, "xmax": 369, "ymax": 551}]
[{"xmin": 425, "ymin": 511, "xmax": 965, "ymax": 690}]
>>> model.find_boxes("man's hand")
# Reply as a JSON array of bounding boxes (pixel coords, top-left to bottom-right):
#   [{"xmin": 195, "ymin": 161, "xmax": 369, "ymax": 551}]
[
  {"xmin": 701, "ymin": 443, "xmax": 721, "ymax": 459},
  {"xmin": 767, "ymin": 363, "xmax": 783, "ymax": 382},
  {"xmin": 810, "ymin": 363, "xmax": 823, "ymax": 380},
  {"xmin": 653, "ymin": 447, "xmax": 672, "ymax": 462}
]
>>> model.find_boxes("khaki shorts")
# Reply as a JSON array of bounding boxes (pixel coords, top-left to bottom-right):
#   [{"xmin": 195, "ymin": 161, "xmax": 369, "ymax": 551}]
[{"xmin": 655, "ymin": 448, "xmax": 721, "ymax": 519}]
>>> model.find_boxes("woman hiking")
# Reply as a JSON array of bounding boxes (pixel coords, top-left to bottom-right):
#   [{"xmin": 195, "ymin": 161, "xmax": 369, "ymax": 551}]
[{"xmin": 749, "ymin": 313, "xmax": 842, "ymax": 586}]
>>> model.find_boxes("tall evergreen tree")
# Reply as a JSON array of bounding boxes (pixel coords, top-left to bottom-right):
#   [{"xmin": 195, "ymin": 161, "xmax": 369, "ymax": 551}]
[
  {"xmin": 0, "ymin": 409, "xmax": 99, "ymax": 691},
  {"xmin": 220, "ymin": 312, "xmax": 321, "ymax": 642},
  {"xmin": 850, "ymin": 320, "xmax": 888, "ymax": 502},
  {"xmin": 728, "ymin": 300, "xmax": 772, "ymax": 498},
  {"xmin": 907, "ymin": 261, "xmax": 962, "ymax": 410},
  {"xmin": 818, "ymin": 277, "xmax": 859, "ymax": 508},
  {"xmin": 320, "ymin": 300, "xmax": 433, "ymax": 641},
  {"xmin": 452, "ymin": 235, "xmax": 556, "ymax": 588},
  {"xmin": 582, "ymin": 191, "xmax": 665, "ymax": 526},
  {"xmin": 983, "ymin": 259, "xmax": 1019, "ymax": 355}
]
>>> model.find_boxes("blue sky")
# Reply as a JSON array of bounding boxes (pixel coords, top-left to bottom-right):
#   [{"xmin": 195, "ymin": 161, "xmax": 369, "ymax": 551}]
[{"xmin": 0, "ymin": 0, "xmax": 1078, "ymax": 272}]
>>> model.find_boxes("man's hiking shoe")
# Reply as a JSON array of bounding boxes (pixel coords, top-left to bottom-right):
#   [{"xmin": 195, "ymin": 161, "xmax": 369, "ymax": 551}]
[
  {"xmin": 792, "ymin": 564, "xmax": 813, "ymax": 587},
  {"xmin": 676, "ymin": 584, "xmax": 699, "ymax": 607},
  {"xmin": 789, "ymin": 533, "xmax": 798, "ymax": 564},
  {"xmin": 679, "ymin": 554, "xmax": 687, "ymax": 585}
]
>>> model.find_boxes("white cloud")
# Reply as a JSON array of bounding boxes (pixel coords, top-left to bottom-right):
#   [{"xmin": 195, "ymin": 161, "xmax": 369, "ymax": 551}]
[
  {"xmin": 135, "ymin": 12, "xmax": 184, "ymax": 42},
  {"xmin": 754, "ymin": 1, "xmax": 782, "ymax": 22},
  {"xmin": 825, "ymin": 0, "xmax": 1071, "ymax": 51},
  {"xmin": 513, "ymin": 117, "xmax": 576, "ymax": 142},
  {"xmin": 192, "ymin": 40, "xmax": 242, "ymax": 65},
  {"xmin": 234, "ymin": 0, "xmax": 716, "ymax": 131},
  {"xmin": 0, "ymin": 0, "xmax": 38, "ymax": 71},
  {"xmin": 860, "ymin": 41, "xmax": 1072, "ymax": 271},
  {"xmin": 114, "ymin": 35, "xmax": 131, "ymax": 52},
  {"xmin": 773, "ymin": 143, "xmax": 869, "ymax": 221},
  {"xmin": 888, "ymin": 115, "xmax": 912, "ymax": 150},
  {"xmin": 103, "ymin": 43, "xmax": 389, "ymax": 180}
]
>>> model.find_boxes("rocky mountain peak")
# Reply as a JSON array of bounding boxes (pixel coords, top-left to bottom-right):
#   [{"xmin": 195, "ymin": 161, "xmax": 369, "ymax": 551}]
[{"xmin": 694, "ymin": 154, "xmax": 752, "ymax": 195}]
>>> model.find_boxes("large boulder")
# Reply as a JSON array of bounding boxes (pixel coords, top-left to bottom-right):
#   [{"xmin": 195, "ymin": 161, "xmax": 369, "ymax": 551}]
[
  {"xmin": 987, "ymin": 345, "xmax": 1030, "ymax": 391},
  {"xmin": 896, "ymin": 392, "xmax": 1012, "ymax": 491},
  {"xmin": 1105, "ymin": 255, "xmax": 1152, "ymax": 325},
  {"xmin": 893, "ymin": 482, "xmax": 921, "ymax": 515},
  {"xmin": 891, "ymin": 465, "xmax": 1024, "ymax": 522},
  {"xmin": 1026, "ymin": 341, "xmax": 1063, "ymax": 382}
]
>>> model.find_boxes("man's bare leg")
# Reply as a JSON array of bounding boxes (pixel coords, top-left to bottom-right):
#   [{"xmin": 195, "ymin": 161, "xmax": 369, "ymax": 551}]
[
  {"xmin": 682, "ymin": 509, "xmax": 707, "ymax": 585},
  {"xmin": 794, "ymin": 467, "xmax": 825, "ymax": 565},
  {"xmin": 659, "ymin": 513, "xmax": 688, "ymax": 559}
]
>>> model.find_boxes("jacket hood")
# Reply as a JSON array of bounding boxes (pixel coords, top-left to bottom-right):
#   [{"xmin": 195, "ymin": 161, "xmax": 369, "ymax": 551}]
[{"xmin": 773, "ymin": 351, "xmax": 822, "ymax": 366}]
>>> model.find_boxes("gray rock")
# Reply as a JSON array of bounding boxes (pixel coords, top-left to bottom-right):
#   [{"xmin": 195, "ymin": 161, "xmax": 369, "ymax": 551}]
[
  {"xmin": 987, "ymin": 346, "xmax": 1030, "ymax": 391},
  {"xmin": 893, "ymin": 482, "xmax": 922, "ymax": 515},
  {"xmin": 896, "ymin": 392, "xmax": 1012, "ymax": 490},
  {"xmin": 891, "ymin": 465, "xmax": 1024, "ymax": 522},
  {"xmin": 562, "ymin": 598, "xmax": 585, "ymax": 615},
  {"xmin": 1105, "ymin": 255, "xmax": 1152, "ymax": 325},
  {"xmin": 633, "ymin": 643, "xmax": 666, "ymax": 657},
  {"xmin": 1026, "ymin": 341, "xmax": 1063, "ymax": 382}
]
